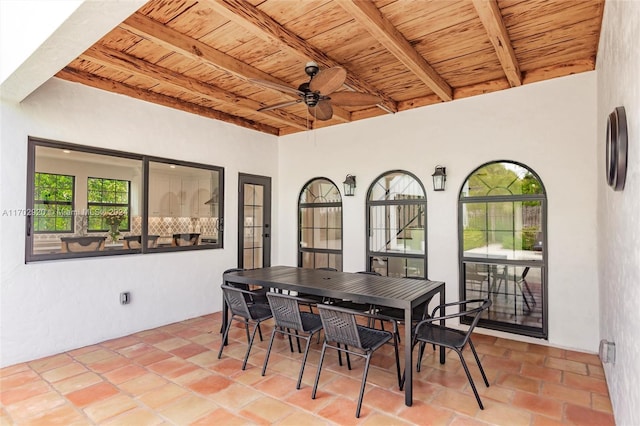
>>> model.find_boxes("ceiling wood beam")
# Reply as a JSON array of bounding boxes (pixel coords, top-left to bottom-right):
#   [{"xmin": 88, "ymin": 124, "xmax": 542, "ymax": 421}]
[
  {"xmin": 82, "ymin": 44, "xmax": 309, "ymax": 130},
  {"xmin": 472, "ymin": 0, "xmax": 522, "ymax": 87},
  {"xmin": 56, "ymin": 67, "xmax": 279, "ymax": 135},
  {"xmin": 119, "ymin": 13, "xmax": 351, "ymax": 123},
  {"xmin": 397, "ymin": 58, "xmax": 595, "ymax": 111},
  {"xmin": 522, "ymin": 58, "xmax": 594, "ymax": 84},
  {"xmin": 336, "ymin": 0, "xmax": 453, "ymax": 102},
  {"xmin": 206, "ymin": 0, "xmax": 398, "ymax": 113}
]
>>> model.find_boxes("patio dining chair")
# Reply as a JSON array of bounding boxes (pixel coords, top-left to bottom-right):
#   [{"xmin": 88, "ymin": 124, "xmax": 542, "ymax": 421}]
[
  {"xmin": 402, "ymin": 298, "xmax": 492, "ymax": 409},
  {"xmin": 312, "ymin": 304, "xmax": 401, "ymax": 418},
  {"xmin": 262, "ymin": 292, "xmax": 323, "ymax": 389},
  {"xmin": 220, "ymin": 268, "xmax": 270, "ymax": 337},
  {"xmin": 218, "ymin": 284, "xmax": 273, "ymax": 370},
  {"xmin": 223, "ymin": 268, "xmax": 269, "ymax": 305}
]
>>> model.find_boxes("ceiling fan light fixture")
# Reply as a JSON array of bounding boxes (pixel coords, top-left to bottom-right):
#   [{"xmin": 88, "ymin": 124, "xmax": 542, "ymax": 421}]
[{"xmin": 305, "ymin": 61, "xmax": 319, "ymax": 77}]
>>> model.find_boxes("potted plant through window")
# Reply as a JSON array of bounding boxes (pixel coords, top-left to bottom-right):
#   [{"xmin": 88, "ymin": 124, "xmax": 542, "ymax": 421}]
[{"xmin": 102, "ymin": 209, "xmax": 126, "ymax": 243}]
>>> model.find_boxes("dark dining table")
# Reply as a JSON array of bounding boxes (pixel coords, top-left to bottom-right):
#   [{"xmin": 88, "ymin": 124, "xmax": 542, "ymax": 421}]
[{"xmin": 222, "ymin": 265, "xmax": 445, "ymax": 406}]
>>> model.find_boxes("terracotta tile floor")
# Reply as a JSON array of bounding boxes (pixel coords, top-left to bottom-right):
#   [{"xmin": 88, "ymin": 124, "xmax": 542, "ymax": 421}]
[{"xmin": 0, "ymin": 312, "xmax": 615, "ymax": 425}]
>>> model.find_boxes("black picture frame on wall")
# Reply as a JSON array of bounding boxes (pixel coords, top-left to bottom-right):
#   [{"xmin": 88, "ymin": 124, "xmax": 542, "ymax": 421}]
[{"xmin": 606, "ymin": 106, "xmax": 628, "ymax": 191}]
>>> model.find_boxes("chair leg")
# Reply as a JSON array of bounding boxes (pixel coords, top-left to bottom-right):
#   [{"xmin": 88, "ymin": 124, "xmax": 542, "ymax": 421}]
[
  {"xmin": 345, "ymin": 345, "xmax": 352, "ymax": 370},
  {"xmin": 294, "ymin": 330, "xmax": 302, "ymax": 353},
  {"xmin": 296, "ymin": 333, "xmax": 314, "ymax": 390},
  {"xmin": 243, "ymin": 320, "xmax": 250, "ymax": 343},
  {"xmin": 468, "ymin": 339, "xmax": 490, "ymax": 387},
  {"xmin": 355, "ymin": 353, "xmax": 373, "ymax": 418},
  {"xmin": 242, "ymin": 322, "xmax": 261, "ymax": 370},
  {"xmin": 456, "ymin": 349, "xmax": 484, "ymax": 410},
  {"xmin": 261, "ymin": 328, "xmax": 278, "ymax": 376},
  {"xmin": 416, "ymin": 341, "xmax": 426, "ymax": 372},
  {"xmin": 392, "ymin": 331, "xmax": 402, "ymax": 388},
  {"xmin": 311, "ymin": 343, "xmax": 328, "ymax": 399},
  {"xmin": 286, "ymin": 329, "xmax": 294, "ymax": 353},
  {"xmin": 218, "ymin": 317, "xmax": 234, "ymax": 359},
  {"xmin": 257, "ymin": 324, "xmax": 264, "ymax": 341},
  {"xmin": 523, "ymin": 279, "xmax": 536, "ymax": 306}
]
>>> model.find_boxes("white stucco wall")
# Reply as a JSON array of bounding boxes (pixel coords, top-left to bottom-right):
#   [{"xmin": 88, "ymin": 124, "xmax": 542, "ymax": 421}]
[
  {"xmin": 0, "ymin": 78, "xmax": 278, "ymax": 366},
  {"xmin": 596, "ymin": 1, "xmax": 640, "ymax": 425},
  {"xmin": 278, "ymin": 72, "xmax": 599, "ymax": 353}
]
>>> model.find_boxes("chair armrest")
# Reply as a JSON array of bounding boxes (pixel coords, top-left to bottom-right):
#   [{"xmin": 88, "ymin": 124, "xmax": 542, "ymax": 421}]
[{"xmin": 417, "ymin": 298, "xmax": 489, "ymax": 335}]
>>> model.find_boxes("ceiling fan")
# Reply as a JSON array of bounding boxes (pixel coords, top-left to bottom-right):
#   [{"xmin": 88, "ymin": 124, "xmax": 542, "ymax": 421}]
[{"xmin": 249, "ymin": 61, "xmax": 381, "ymax": 121}]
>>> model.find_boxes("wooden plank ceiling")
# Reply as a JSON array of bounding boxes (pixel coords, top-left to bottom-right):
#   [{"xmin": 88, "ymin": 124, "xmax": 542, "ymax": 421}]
[{"xmin": 56, "ymin": 0, "xmax": 605, "ymax": 136}]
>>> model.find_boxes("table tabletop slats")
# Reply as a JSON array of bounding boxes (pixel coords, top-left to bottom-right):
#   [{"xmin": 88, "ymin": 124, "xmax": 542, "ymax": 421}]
[{"xmin": 224, "ymin": 266, "xmax": 444, "ymax": 310}]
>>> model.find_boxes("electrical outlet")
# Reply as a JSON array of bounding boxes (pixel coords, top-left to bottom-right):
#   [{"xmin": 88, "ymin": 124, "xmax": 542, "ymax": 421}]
[
  {"xmin": 120, "ymin": 292, "xmax": 131, "ymax": 305},
  {"xmin": 599, "ymin": 339, "xmax": 615, "ymax": 364}
]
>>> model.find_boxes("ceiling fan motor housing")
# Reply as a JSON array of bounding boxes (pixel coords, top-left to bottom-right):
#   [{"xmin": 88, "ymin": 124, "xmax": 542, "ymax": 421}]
[{"xmin": 297, "ymin": 82, "xmax": 320, "ymax": 106}]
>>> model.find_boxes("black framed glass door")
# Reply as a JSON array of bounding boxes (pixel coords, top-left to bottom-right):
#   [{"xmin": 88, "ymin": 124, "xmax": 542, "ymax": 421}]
[{"xmin": 238, "ymin": 173, "xmax": 271, "ymax": 269}]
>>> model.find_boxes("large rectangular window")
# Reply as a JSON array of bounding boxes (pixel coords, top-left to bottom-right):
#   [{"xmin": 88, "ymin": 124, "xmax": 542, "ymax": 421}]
[
  {"xmin": 33, "ymin": 172, "xmax": 75, "ymax": 233},
  {"xmin": 26, "ymin": 138, "xmax": 224, "ymax": 261}
]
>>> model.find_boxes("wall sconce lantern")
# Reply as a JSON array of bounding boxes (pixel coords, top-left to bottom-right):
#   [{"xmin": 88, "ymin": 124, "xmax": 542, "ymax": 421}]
[
  {"xmin": 343, "ymin": 174, "xmax": 356, "ymax": 196},
  {"xmin": 431, "ymin": 166, "xmax": 447, "ymax": 191}
]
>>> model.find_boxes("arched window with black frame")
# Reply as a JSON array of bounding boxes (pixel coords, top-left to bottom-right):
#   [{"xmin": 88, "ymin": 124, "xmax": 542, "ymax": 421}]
[
  {"xmin": 366, "ymin": 170, "xmax": 427, "ymax": 278},
  {"xmin": 298, "ymin": 178, "xmax": 343, "ymax": 270},
  {"xmin": 459, "ymin": 161, "xmax": 547, "ymax": 338}
]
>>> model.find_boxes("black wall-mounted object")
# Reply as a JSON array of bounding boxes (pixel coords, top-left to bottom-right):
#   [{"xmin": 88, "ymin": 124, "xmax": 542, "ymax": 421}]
[{"xmin": 606, "ymin": 106, "xmax": 628, "ymax": 191}]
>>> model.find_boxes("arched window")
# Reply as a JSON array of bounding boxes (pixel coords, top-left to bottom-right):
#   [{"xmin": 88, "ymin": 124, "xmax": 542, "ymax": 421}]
[
  {"xmin": 459, "ymin": 161, "xmax": 547, "ymax": 338},
  {"xmin": 366, "ymin": 170, "xmax": 427, "ymax": 278},
  {"xmin": 298, "ymin": 178, "xmax": 342, "ymax": 270}
]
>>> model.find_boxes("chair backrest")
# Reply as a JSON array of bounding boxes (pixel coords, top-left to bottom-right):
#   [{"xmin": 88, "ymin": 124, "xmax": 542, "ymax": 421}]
[
  {"xmin": 223, "ymin": 267, "xmax": 251, "ymax": 290},
  {"xmin": 461, "ymin": 298, "xmax": 492, "ymax": 345},
  {"xmin": 221, "ymin": 284, "xmax": 252, "ymax": 319},
  {"xmin": 316, "ymin": 304, "xmax": 362, "ymax": 349},
  {"xmin": 267, "ymin": 293, "xmax": 305, "ymax": 331},
  {"xmin": 60, "ymin": 236, "xmax": 106, "ymax": 253}
]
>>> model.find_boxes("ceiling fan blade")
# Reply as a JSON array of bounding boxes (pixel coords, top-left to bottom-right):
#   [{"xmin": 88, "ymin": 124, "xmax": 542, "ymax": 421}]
[
  {"xmin": 309, "ymin": 67, "xmax": 346, "ymax": 95},
  {"xmin": 309, "ymin": 100, "xmax": 333, "ymax": 121},
  {"xmin": 329, "ymin": 92, "xmax": 381, "ymax": 106},
  {"xmin": 258, "ymin": 99, "xmax": 301, "ymax": 112},
  {"xmin": 248, "ymin": 78, "xmax": 304, "ymax": 96}
]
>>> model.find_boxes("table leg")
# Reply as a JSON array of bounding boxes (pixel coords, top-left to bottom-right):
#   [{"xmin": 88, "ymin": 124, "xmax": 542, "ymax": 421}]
[
  {"xmin": 404, "ymin": 306, "xmax": 413, "ymax": 406},
  {"xmin": 439, "ymin": 286, "xmax": 446, "ymax": 364}
]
